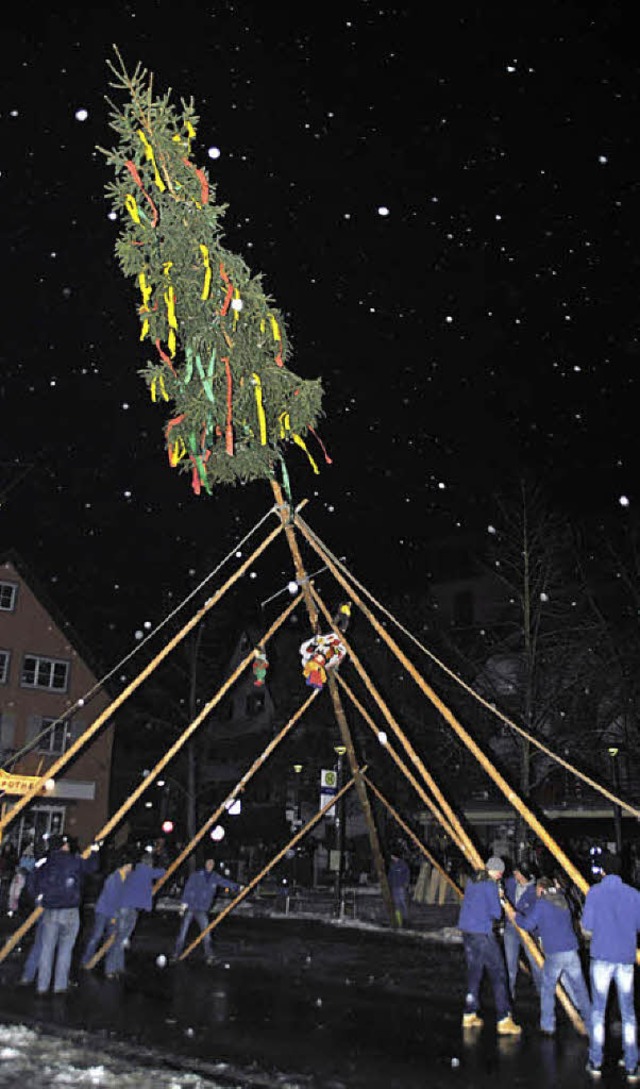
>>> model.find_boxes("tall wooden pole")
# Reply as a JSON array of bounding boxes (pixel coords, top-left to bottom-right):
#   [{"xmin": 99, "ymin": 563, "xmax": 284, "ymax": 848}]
[
  {"xmin": 299, "ymin": 519, "xmax": 590, "ymax": 896},
  {"xmin": 0, "ymin": 518, "xmax": 288, "ymax": 837},
  {"xmin": 363, "ymin": 775, "xmax": 462, "ymax": 900},
  {"xmin": 180, "ymin": 774, "xmax": 359, "ymax": 960},
  {"xmin": 0, "ymin": 595, "xmax": 301, "ymax": 965},
  {"xmin": 269, "ymin": 479, "xmax": 396, "ymax": 926}
]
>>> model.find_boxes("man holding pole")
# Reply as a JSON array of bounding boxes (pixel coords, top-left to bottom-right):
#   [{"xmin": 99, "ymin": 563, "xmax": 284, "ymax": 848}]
[
  {"xmin": 457, "ymin": 856, "xmax": 521, "ymax": 1036},
  {"xmin": 581, "ymin": 853, "xmax": 640, "ymax": 1080}
]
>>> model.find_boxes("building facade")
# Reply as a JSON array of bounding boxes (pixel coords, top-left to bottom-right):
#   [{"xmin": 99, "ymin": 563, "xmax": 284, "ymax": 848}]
[{"xmin": 0, "ymin": 556, "xmax": 114, "ymax": 852}]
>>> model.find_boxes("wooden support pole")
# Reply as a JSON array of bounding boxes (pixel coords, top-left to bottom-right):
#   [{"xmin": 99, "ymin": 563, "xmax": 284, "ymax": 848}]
[
  {"xmin": 180, "ymin": 773, "xmax": 359, "ymax": 960},
  {"xmin": 269, "ymin": 479, "xmax": 397, "ymax": 928},
  {"xmin": 312, "ymin": 586, "xmax": 479, "ymax": 866},
  {"xmin": 337, "ymin": 674, "xmax": 466, "ymax": 855},
  {"xmin": 0, "ymin": 518, "xmax": 289, "ymax": 837},
  {"xmin": 0, "ymin": 595, "xmax": 301, "ymax": 966},
  {"xmin": 84, "ymin": 690, "xmax": 320, "ymax": 970},
  {"xmin": 299, "ymin": 520, "xmax": 590, "ymax": 897},
  {"xmin": 363, "ymin": 775, "xmax": 462, "ymax": 900}
]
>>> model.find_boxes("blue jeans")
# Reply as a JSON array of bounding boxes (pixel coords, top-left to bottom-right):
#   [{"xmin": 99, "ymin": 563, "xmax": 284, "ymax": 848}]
[
  {"xmin": 541, "ymin": 950, "xmax": 591, "ymax": 1033},
  {"xmin": 504, "ymin": 924, "xmax": 542, "ymax": 996},
  {"xmin": 105, "ymin": 906, "xmax": 138, "ymax": 976},
  {"xmin": 462, "ymin": 932, "xmax": 511, "ymax": 1021},
  {"xmin": 590, "ymin": 959, "xmax": 638, "ymax": 1072},
  {"xmin": 37, "ymin": 907, "xmax": 80, "ymax": 994},
  {"xmin": 21, "ymin": 916, "xmax": 45, "ymax": 983},
  {"xmin": 81, "ymin": 911, "xmax": 115, "ymax": 966},
  {"xmin": 392, "ymin": 888, "xmax": 408, "ymax": 925},
  {"xmin": 174, "ymin": 910, "xmax": 213, "ymax": 958}
]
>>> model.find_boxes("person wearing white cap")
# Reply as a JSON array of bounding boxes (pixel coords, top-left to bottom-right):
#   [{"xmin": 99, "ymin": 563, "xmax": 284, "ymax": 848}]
[{"xmin": 457, "ymin": 856, "xmax": 521, "ymax": 1035}]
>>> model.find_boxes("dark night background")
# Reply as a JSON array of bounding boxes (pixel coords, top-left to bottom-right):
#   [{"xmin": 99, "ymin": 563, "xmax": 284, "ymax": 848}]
[{"xmin": 1, "ymin": 0, "xmax": 639, "ymax": 664}]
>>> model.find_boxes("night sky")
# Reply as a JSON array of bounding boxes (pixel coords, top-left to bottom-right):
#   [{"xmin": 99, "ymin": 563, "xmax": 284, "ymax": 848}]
[{"xmin": 2, "ymin": 1, "xmax": 639, "ymax": 664}]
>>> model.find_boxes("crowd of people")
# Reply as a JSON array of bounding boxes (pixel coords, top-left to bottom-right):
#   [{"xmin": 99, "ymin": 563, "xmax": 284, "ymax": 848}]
[
  {"xmin": 0, "ymin": 834, "xmax": 240, "ymax": 995},
  {"xmin": 458, "ymin": 851, "xmax": 640, "ymax": 1079}
]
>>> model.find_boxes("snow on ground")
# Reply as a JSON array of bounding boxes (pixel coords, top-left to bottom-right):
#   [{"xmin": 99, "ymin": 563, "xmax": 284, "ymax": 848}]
[{"xmin": 0, "ymin": 1024, "xmax": 237, "ymax": 1089}]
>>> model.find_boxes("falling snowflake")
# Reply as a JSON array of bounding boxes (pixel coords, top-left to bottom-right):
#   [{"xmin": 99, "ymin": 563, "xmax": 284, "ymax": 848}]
[{"xmin": 75, "ymin": 108, "xmax": 88, "ymax": 121}]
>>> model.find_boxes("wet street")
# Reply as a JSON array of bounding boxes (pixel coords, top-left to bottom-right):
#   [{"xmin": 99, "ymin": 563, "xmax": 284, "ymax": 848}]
[{"xmin": 0, "ymin": 910, "xmax": 629, "ymax": 1087}]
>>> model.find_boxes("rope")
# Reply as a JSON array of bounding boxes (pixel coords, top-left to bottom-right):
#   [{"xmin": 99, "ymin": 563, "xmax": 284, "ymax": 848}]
[
  {"xmin": 297, "ymin": 516, "xmax": 640, "ymax": 820},
  {"xmin": 1, "ymin": 505, "xmax": 280, "ymax": 781}
]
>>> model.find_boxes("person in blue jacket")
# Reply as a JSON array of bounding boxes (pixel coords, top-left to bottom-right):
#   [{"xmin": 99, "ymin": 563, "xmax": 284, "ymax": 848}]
[
  {"xmin": 581, "ymin": 852, "xmax": 640, "ymax": 1080},
  {"xmin": 17, "ymin": 853, "xmax": 48, "ymax": 986},
  {"xmin": 388, "ymin": 851, "xmax": 411, "ymax": 928},
  {"xmin": 81, "ymin": 853, "xmax": 134, "ymax": 970},
  {"xmin": 34, "ymin": 833, "xmax": 99, "ymax": 995},
  {"xmin": 516, "ymin": 876, "xmax": 591, "ymax": 1037},
  {"xmin": 106, "ymin": 851, "xmax": 165, "ymax": 979},
  {"xmin": 503, "ymin": 861, "xmax": 542, "ymax": 998},
  {"xmin": 457, "ymin": 855, "xmax": 521, "ymax": 1035},
  {"xmin": 173, "ymin": 857, "xmax": 241, "ymax": 963}
]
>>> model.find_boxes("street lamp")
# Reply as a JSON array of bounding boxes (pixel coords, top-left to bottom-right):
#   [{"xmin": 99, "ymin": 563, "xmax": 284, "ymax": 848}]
[
  {"xmin": 292, "ymin": 764, "xmax": 303, "ymax": 826},
  {"xmin": 334, "ymin": 745, "xmax": 347, "ymax": 912},
  {"xmin": 607, "ymin": 747, "xmax": 623, "ymax": 856}
]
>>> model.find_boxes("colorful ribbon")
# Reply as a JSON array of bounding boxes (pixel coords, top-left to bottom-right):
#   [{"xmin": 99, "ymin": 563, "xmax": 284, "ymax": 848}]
[
  {"xmin": 151, "ymin": 374, "xmax": 169, "ymax": 403},
  {"xmin": 223, "ymin": 357, "xmax": 234, "ymax": 455},
  {"xmin": 252, "ymin": 373, "xmax": 268, "ymax": 445},
  {"xmin": 124, "ymin": 194, "xmax": 141, "ymax": 224},
  {"xmin": 124, "ymin": 160, "xmax": 159, "ymax": 227},
  {"xmin": 199, "ymin": 244, "xmax": 211, "ymax": 300},
  {"xmin": 292, "ymin": 433, "xmax": 319, "ymax": 474},
  {"xmin": 219, "ymin": 263, "xmax": 233, "ymax": 316},
  {"xmin": 137, "ymin": 130, "xmax": 166, "ymax": 193}
]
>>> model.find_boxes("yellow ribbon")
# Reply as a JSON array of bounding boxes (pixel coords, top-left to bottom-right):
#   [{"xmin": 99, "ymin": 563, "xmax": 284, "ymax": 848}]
[
  {"xmin": 232, "ymin": 288, "xmax": 242, "ymax": 328},
  {"xmin": 151, "ymin": 375, "xmax": 169, "ymax": 403},
  {"xmin": 200, "ymin": 244, "xmax": 212, "ymax": 300},
  {"xmin": 137, "ymin": 130, "xmax": 166, "ymax": 192},
  {"xmin": 268, "ymin": 313, "xmax": 281, "ymax": 342},
  {"xmin": 292, "ymin": 433, "xmax": 319, "ymax": 474},
  {"xmin": 162, "ymin": 263, "xmax": 178, "ymax": 358},
  {"xmin": 140, "ymin": 318, "xmax": 150, "ymax": 342},
  {"xmin": 124, "ymin": 194, "xmax": 141, "ymax": 224},
  {"xmin": 278, "ymin": 411, "xmax": 291, "ymax": 439},
  {"xmin": 169, "ymin": 437, "xmax": 187, "ymax": 466},
  {"xmin": 252, "ymin": 373, "xmax": 268, "ymax": 445},
  {"xmin": 138, "ymin": 272, "xmax": 152, "ymax": 310}
]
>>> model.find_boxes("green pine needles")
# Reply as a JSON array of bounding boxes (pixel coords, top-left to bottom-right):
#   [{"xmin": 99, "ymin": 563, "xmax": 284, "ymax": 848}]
[{"xmin": 100, "ymin": 48, "xmax": 324, "ymax": 493}]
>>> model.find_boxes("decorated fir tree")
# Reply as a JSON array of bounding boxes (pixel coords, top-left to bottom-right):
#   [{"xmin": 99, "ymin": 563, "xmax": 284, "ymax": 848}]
[{"xmin": 100, "ymin": 49, "xmax": 325, "ymax": 495}]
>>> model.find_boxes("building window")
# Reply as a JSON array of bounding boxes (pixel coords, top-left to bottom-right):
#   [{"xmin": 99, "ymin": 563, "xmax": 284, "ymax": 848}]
[
  {"xmin": 21, "ymin": 655, "xmax": 69, "ymax": 692},
  {"xmin": 0, "ymin": 581, "xmax": 18, "ymax": 612},
  {"xmin": 0, "ymin": 650, "xmax": 9, "ymax": 684},
  {"xmin": 37, "ymin": 718, "xmax": 69, "ymax": 755}
]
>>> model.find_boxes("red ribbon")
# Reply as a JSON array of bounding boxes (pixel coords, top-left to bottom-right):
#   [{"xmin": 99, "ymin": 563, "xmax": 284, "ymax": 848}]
[
  {"xmin": 222, "ymin": 356, "xmax": 234, "ymax": 455},
  {"xmin": 182, "ymin": 157, "xmax": 209, "ymax": 205},
  {"xmin": 309, "ymin": 427, "xmax": 333, "ymax": 465},
  {"xmin": 219, "ymin": 263, "xmax": 234, "ymax": 316},
  {"xmin": 155, "ymin": 338, "xmax": 177, "ymax": 375}
]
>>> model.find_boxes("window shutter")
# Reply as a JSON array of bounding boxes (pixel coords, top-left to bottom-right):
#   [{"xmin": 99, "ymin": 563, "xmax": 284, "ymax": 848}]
[{"xmin": 0, "ymin": 712, "xmax": 17, "ymax": 751}]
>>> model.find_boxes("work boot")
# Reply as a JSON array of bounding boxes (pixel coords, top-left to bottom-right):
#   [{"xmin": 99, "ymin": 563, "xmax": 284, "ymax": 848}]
[
  {"xmin": 462, "ymin": 1012, "xmax": 483, "ymax": 1029},
  {"xmin": 497, "ymin": 1015, "xmax": 522, "ymax": 1036}
]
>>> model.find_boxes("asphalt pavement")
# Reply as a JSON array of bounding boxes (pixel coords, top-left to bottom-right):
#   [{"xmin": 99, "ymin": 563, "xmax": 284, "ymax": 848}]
[{"xmin": 0, "ymin": 905, "xmax": 629, "ymax": 1088}]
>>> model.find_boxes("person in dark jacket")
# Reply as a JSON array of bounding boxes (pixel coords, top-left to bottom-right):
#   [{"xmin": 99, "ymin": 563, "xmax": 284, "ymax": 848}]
[
  {"xmin": 34, "ymin": 834, "xmax": 99, "ymax": 995},
  {"xmin": 503, "ymin": 861, "xmax": 542, "ymax": 998},
  {"xmin": 457, "ymin": 856, "xmax": 521, "ymax": 1035},
  {"xmin": 516, "ymin": 876, "xmax": 591, "ymax": 1036},
  {"xmin": 581, "ymin": 852, "xmax": 640, "ymax": 1079},
  {"xmin": 173, "ymin": 858, "xmax": 241, "ymax": 963},
  {"xmin": 388, "ymin": 851, "xmax": 411, "ymax": 928},
  {"xmin": 107, "ymin": 852, "xmax": 165, "ymax": 979},
  {"xmin": 81, "ymin": 855, "xmax": 134, "ymax": 970}
]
